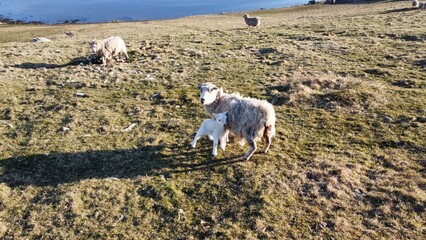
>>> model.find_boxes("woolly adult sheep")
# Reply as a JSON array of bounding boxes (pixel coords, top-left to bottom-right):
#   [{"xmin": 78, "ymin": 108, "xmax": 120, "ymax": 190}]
[
  {"xmin": 191, "ymin": 112, "xmax": 228, "ymax": 156},
  {"xmin": 243, "ymin": 14, "xmax": 261, "ymax": 27},
  {"xmin": 89, "ymin": 36, "xmax": 129, "ymax": 65},
  {"xmin": 197, "ymin": 83, "xmax": 276, "ymax": 160}
]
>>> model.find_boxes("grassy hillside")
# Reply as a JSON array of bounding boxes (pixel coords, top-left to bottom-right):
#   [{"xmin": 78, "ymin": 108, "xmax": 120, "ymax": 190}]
[{"xmin": 0, "ymin": 1, "xmax": 425, "ymax": 239}]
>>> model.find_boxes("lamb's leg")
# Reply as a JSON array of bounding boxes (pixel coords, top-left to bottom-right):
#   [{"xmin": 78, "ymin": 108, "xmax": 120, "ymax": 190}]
[
  {"xmin": 219, "ymin": 132, "xmax": 227, "ymax": 150},
  {"xmin": 191, "ymin": 130, "xmax": 204, "ymax": 148},
  {"xmin": 243, "ymin": 139, "xmax": 257, "ymax": 160},
  {"xmin": 212, "ymin": 138, "xmax": 218, "ymax": 156}
]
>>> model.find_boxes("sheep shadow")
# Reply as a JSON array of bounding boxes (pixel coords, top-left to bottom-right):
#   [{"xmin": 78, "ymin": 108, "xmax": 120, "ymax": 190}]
[
  {"xmin": 381, "ymin": 7, "xmax": 417, "ymax": 14},
  {"xmin": 11, "ymin": 56, "xmax": 102, "ymax": 69},
  {"xmin": 414, "ymin": 59, "xmax": 426, "ymax": 68},
  {"xmin": 0, "ymin": 143, "xmax": 242, "ymax": 188}
]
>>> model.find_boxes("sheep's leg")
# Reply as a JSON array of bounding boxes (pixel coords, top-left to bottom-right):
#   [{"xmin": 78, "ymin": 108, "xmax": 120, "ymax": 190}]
[
  {"xmin": 212, "ymin": 138, "xmax": 218, "ymax": 156},
  {"xmin": 191, "ymin": 130, "xmax": 204, "ymax": 148},
  {"xmin": 243, "ymin": 139, "xmax": 257, "ymax": 160},
  {"xmin": 262, "ymin": 135, "xmax": 271, "ymax": 153},
  {"xmin": 219, "ymin": 133, "xmax": 227, "ymax": 150},
  {"xmin": 224, "ymin": 130, "xmax": 229, "ymax": 143}
]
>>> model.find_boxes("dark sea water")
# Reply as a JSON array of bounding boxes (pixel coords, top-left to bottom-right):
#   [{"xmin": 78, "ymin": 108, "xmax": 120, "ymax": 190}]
[{"xmin": 0, "ymin": 0, "xmax": 306, "ymax": 24}]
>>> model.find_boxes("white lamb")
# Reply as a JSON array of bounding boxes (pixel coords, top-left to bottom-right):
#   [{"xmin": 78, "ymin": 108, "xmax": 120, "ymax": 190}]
[
  {"xmin": 191, "ymin": 112, "xmax": 228, "ymax": 156},
  {"xmin": 89, "ymin": 36, "xmax": 129, "ymax": 65}
]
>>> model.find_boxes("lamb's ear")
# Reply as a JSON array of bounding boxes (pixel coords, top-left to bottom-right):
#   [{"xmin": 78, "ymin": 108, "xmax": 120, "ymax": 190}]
[
  {"xmin": 197, "ymin": 84, "xmax": 202, "ymax": 90},
  {"xmin": 219, "ymin": 87, "xmax": 224, "ymax": 94},
  {"xmin": 224, "ymin": 111, "xmax": 228, "ymax": 117},
  {"xmin": 212, "ymin": 113, "xmax": 217, "ymax": 119}
]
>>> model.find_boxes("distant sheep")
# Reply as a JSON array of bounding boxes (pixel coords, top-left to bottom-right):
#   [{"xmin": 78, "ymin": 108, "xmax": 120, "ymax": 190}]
[
  {"xmin": 89, "ymin": 36, "xmax": 129, "ymax": 65},
  {"xmin": 243, "ymin": 14, "xmax": 261, "ymax": 27},
  {"xmin": 31, "ymin": 37, "xmax": 52, "ymax": 43},
  {"xmin": 412, "ymin": 0, "xmax": 426, "ymax": 9},
  {"xmin": 198, "ymin": 83, "xmax": 276, "ymax": 160},
  {"xmin": 65, "ymin": 31, "xmax": 74, "ymax": 37},
  {"xmin": 191, "ymin": 112, "xmax": 228, "ymax": 156}
]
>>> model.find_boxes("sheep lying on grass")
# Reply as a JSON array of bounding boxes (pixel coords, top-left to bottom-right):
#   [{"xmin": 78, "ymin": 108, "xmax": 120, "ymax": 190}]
[
  {"xmin": 243, "ymin": 14, "xmax": 261, "ymax": 27},
  {"xmin": 65, "ymin": 31, "xmax": 74, "ymax": 37},
  {"xmin": 89, "ymin": 36, "xmax": 129, "ymax": 65},
  {"xmin": 198, "ymin": 83, "xmax": 275, "ymax": 160},
  {"xmin": 31, "ymin": 37, "xmax": 52, "ymax": 43},
  {"xmin": 191, "ymin": 112, "xmax": 228, "ymax": 156}
]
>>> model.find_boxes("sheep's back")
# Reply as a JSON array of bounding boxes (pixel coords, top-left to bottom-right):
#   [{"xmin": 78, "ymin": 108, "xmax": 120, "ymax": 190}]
[
  {"xmin": 245, "ymin": 17, "xmax": 260, "ymax": 27},
  {"xmin": 227, "ymin": 98, "xmax": 275, "ymax": 140}
]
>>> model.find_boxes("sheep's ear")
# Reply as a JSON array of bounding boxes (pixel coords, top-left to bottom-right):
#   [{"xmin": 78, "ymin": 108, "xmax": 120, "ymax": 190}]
[
  {"xmin": 224, "ymin": 111, "xmax": 228, "ymax": 117},
  {"xmin": 219, "ymin": 87, "xmax": 224, "ymax": 94},
  {"xmin": 197, "ymin": 84, "xmax": 202, "ymax": 90},
  {"xmin": 212, "ymin": 113, "xmax": 217, "ymax": 119}
]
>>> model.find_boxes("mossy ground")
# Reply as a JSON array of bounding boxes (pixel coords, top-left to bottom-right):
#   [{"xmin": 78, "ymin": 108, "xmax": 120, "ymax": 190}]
[{"xmin": 0, "ymin": 1, "xmax": 425, "ymax": 239}]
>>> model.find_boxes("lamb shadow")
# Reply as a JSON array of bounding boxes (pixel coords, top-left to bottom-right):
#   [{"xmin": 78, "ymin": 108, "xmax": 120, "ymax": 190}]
[
  {"xmin": 0, "ymin": 143, "xmax": 242, "ymax": 188},
  {"xmin": 12, "ymin": 56, "xmax": 102, "ymax": 69}
]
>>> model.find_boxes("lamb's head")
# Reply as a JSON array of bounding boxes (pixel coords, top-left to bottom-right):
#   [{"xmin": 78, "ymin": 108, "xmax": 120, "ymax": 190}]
[
  {"xmin": 243, "ymin": 14, "xmax": 249, "ymax": 19},
  {"xmin": 89, "ymin": 39, "xmax": 103, "ymax": 53},
  {"xmin": 213, "ymin": 112, "xmax": 227, "ymax": 128},
  {"xmin": 197, "ymin": 82, "xmax": 222, "ymax": 105}
]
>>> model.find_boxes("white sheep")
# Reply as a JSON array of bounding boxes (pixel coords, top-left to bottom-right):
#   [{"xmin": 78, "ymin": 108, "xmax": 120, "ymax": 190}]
[
  {"xmin": 89, "ymin": 36, "xmax": 129, "ymax": 65},
  {"xmin": 243, "ymin": 14, "xmax": 261, "ymax": 28},
  {"xmin": 31, "ymin": 37, "xmax": 52, "ymax": 43},
  {"xmin": 198, "ymin": 83, "xmax": 276, "ymax": 160},
  {"xmin": 191, "ymin": 112, "xmax": 228, "ymax": 156}
]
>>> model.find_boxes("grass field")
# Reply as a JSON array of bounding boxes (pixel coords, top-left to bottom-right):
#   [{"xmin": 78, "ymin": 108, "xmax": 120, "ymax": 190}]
[{"xmin": 0, "ymin": 1, "xmax": 425, "ymax": 239}]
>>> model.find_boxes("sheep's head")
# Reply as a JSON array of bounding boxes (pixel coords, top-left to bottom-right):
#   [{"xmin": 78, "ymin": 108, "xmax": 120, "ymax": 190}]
[
  {"xmin": 89, "ymin": 39, "xmax": 102, "ymax": 53},
  {"xmin": 412, "ymin": 0, "xmax": 420, "ymax": 7},
  {"xmin": 197, "ymin": 83, "xmax": 222, "ymax": 105},
  {"xmin": 243, "ymin": 14, "xmax": 249, "ymax": 19},
  {"xmin": 213, "ymin": 112, "xmax": 227, "ymax": 128}
]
